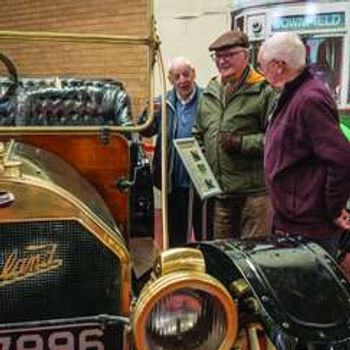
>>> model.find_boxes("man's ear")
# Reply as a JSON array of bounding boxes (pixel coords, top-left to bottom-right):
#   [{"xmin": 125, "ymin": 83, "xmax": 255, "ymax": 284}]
[
  {"xmin": 168, "ymin": 72, "xmax": 174, "ymax": 85},
  {"xmin": 243, "ymin": 49, "xmax": 250, "ymax": 59}
]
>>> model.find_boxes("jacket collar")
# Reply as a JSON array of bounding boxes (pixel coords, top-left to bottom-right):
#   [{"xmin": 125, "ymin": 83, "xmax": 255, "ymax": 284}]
[
  {"xmin": 205, "ymin": 67, "xmax": 266, "ymax": 99},
  {"xmin": 167, "ymin": 84, "xmax": 201, "ymax": 111},
  {"xmin": 284, "ymin": 66, "xmax": 310, "ymax": 94},
  {"xmin": 274, "ymin": 67, "xmax": 311, "ymax": 116}
]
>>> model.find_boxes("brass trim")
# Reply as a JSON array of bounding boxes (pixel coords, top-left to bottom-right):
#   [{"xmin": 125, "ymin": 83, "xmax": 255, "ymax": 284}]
[
  {"xmin": 153, "ymin": 247, "xmax": 206, "ymax": 278},
  {"xmin": 0, "ymin": 30, "xmax": 152, "ymax": 46},
  {"xmin": 231, "ymin": 278, "xmax": 250, "ymax": 297},
  {"xmin": 0, "ymin": 140, "xmax": 13, "ymax": 162},
  {"xmin": 0, "ymin": 142, "xmax": 5, "ymax": 160},
  {"xmin": 0, "ymin": 175, "xmax": 131, "ymax": 315},
  {"xmin": 133, "ymin": 271, "xmax": 238, "ymax": 350},
  {"xmin": 0, "ymin": 243, "xmax": 63, "ymax": 287},
  {"xmin": 244, "ymin": 297, "xmax": 261, "ymax": 314},
  {"xmin": 247, "ymin": 324, "xmax": 262, "ymax": 350},
  {"xmin": 0, "ymin": 141, "xmax": 22, "ymax": 177},
  {"xmin": 158, "ymin": 49, "xmax": 169, "ymax": 250},
  {"xmin": 1, "ymin": 160, "xmax": 22, "ymax": 178}
]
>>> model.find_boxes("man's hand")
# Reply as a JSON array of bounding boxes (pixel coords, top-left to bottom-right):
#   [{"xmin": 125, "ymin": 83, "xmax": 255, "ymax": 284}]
[
  {"xmin": 334, "ymin": 208, "xmax": 350, "ymax": 230},
  {"xmin": 219, "ymin": 132, "xmax": 242, "ymax": 153}
]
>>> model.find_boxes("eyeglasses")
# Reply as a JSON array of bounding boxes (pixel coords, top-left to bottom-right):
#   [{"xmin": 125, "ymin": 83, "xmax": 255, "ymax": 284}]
[
  {"xmin": 211, "ymin": 49, "xmax": 246, "ymax": 61},
  {"xmin": 258, "ymin": 59, "xmax": 285, "ymax": 74}
]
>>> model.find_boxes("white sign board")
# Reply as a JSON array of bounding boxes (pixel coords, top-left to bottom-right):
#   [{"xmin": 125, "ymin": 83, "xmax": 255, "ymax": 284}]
[{"xmin": 173, "ymin": 138, "xmax": 222, "ymax": 200}]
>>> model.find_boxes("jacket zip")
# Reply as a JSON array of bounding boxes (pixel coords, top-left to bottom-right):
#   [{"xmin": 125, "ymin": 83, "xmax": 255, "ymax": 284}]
[{"xmin": 204, "ymin": 89, "xmax": 224, "ymax": 188}]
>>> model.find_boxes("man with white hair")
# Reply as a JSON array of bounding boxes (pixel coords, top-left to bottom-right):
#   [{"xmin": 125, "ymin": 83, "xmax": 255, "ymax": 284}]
[
  {"xmin": 140, "ymin": 56, "xmax": 204, "ymax": 247},
  {"xmin": 258, "ymin": 32, "xmax": 350, "ymax": 253}
]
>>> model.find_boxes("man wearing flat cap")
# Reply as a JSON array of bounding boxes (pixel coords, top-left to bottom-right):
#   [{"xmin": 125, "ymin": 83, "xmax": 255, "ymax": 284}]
[{"xmin": 196, "ymin": 30, "xmax": 276, "ymax": 239}]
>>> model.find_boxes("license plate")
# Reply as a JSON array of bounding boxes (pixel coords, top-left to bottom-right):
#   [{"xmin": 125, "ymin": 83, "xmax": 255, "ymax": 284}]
[{"xmin": 0, "ymin": 322, "xmax": 109, "ymax": 349}]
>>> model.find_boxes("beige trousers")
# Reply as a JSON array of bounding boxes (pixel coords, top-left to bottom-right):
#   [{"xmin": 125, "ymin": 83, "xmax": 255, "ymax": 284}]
[{"xmin": 213, "ymin": 194, "xmax": 273, "ymax": 239}]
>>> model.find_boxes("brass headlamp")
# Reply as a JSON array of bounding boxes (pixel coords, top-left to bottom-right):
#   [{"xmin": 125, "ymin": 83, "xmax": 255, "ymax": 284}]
[{"xmin": 132, "ymin": 247, "xmax": 238, "ymax": 350}]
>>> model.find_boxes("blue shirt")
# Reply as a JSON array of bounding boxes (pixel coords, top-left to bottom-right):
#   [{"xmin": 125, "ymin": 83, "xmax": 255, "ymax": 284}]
[{"xmin": 172, "ymin": 88, "xmax": 198, "ymax": 188}]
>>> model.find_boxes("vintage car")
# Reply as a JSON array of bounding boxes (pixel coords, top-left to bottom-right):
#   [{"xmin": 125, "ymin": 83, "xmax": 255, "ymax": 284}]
[{"xmin": 1, "ymin": 51, "xmax": 350, "ymax": 350}]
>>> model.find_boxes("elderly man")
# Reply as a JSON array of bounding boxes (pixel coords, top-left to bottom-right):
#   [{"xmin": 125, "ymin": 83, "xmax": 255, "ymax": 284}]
[
  {"xmin": 196, "ymin": 30, "xmax": 275, "ymax": 239},
  {"xmin": 258, "ymin": 32, "xmax": 350, "ymax": 254},
  {"xmin": 140, "ymin": 56, "xmax": 203, "ymax": 247}
]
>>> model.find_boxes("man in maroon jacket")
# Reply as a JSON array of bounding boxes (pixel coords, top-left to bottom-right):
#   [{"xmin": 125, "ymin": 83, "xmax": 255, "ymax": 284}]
[{"xmin": 258, "ymin": 32, "xmax": 350, "ymax": 254}]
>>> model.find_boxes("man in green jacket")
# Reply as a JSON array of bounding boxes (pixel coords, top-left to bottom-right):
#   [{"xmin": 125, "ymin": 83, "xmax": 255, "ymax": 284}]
[{"xmin": 197, "ymin": 30, "xmax": 275, "ymax": 239}]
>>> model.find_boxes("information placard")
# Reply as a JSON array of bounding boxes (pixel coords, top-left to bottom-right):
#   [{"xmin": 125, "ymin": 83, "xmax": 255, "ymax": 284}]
[{"xmin": 173, "ymin": 137, "xmax": 222, "ymax": 200}]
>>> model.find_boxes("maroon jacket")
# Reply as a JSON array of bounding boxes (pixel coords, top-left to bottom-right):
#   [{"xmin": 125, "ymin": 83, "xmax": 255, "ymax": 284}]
[{"xmin": 264, "ymin": 67, "xmax": 350, "ymax": 239}]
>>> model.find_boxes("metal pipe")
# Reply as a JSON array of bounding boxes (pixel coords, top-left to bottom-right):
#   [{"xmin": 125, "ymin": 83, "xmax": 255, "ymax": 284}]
[
  {"xmin": 157, "ymin": 47, "xmax": 169, "ymax": 251},
  {"xmin": 0, "ymin": 30, "xmax": 151, "ymax": 46},
  {"xmin": 247, "ymin": 325, "xmax": 261, "ymax": 350}
]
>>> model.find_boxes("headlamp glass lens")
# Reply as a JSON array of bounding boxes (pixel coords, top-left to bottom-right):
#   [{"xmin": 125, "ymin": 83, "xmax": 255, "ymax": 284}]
[{"xmin": 145, "ymin": 288, "xmax": 228, "ymax": 350}]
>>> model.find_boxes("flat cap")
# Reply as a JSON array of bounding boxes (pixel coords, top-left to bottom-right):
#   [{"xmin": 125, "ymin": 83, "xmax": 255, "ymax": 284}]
[{"xmin": 209, "ymin": 30, "xmax": 249, "ymax": 51}]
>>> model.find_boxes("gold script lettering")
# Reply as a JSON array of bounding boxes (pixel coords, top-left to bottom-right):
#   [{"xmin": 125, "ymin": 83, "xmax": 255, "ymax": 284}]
[{"xmin": 0, "ymin": 244, "xmax": 63, "ymax": 286}]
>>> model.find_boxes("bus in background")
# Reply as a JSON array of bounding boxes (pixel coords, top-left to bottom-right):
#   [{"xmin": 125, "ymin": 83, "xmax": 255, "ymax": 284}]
[{"xmin": 231, "ymin": 0, "xmax": 350, "ymax": 135}]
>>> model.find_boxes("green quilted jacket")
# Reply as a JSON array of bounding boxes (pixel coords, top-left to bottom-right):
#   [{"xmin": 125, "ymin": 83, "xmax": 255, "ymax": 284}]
[{"xmin": 197, "ymin": 68, "xmax": 276, "ymax": 195}]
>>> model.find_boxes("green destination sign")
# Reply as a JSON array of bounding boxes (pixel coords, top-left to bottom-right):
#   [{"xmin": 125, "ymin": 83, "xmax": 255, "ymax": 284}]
[{"xmin": 272, "ymin": 12, "xmax": 345, "ymax": 32}]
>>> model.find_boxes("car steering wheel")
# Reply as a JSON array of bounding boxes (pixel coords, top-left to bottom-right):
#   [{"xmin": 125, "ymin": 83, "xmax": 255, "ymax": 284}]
[{"xmin": 0, "ymin": 52, "xmax": 18, "ymax": 102}]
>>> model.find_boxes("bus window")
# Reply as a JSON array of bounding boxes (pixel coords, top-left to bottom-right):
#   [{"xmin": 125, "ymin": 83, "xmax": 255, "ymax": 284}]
[
  {"xmin": 303, "ymin": 36, "xmax": 343, "ymax": 102},
  {"xmin": 236, "ymin": 16, "xmax": 244, "ymax": 32}
]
